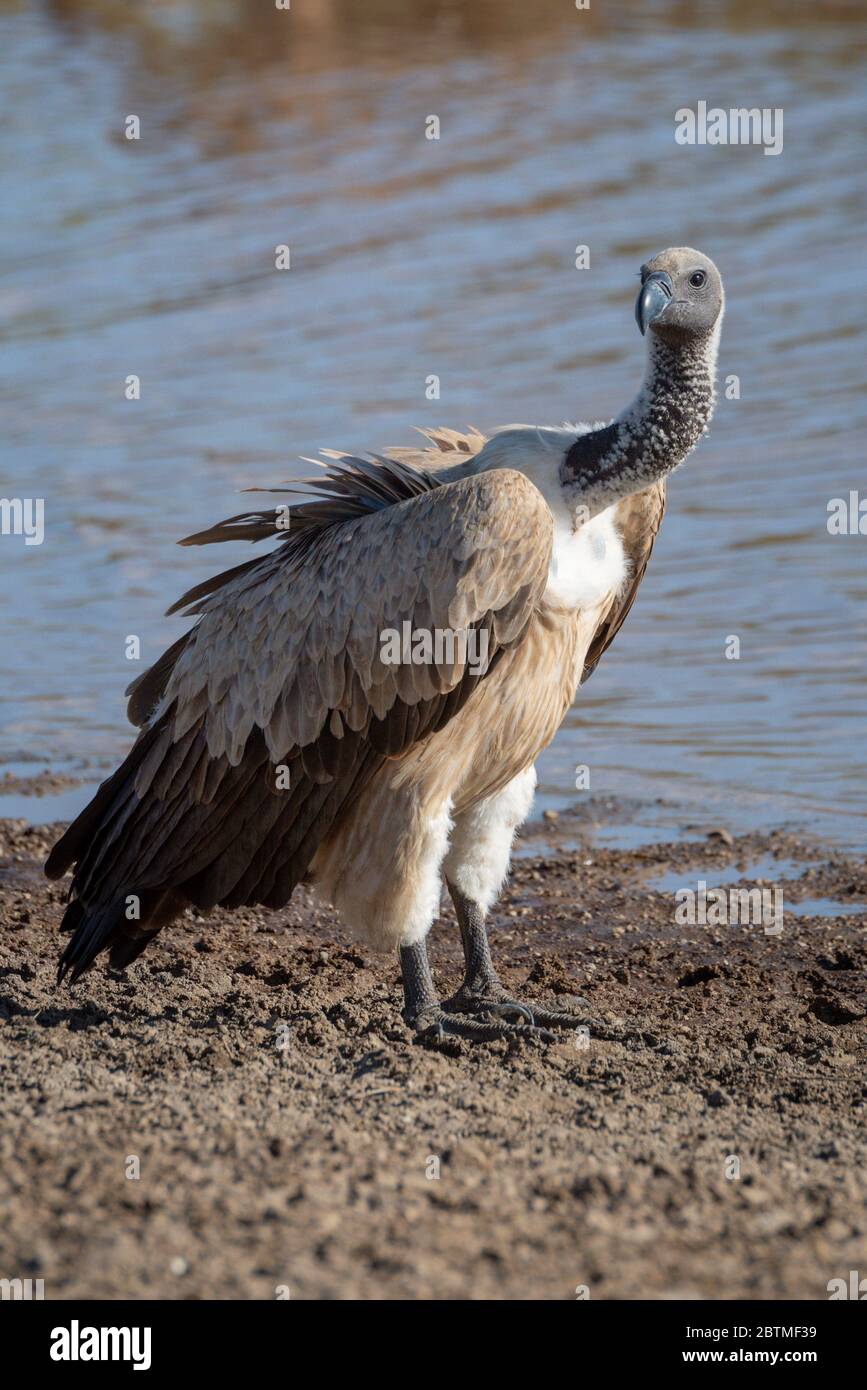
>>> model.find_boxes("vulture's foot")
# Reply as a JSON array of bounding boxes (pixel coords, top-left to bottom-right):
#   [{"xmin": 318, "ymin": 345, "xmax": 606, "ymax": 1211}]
[
  {"xmin": 444, "ymin": 883, "xmax": 643, "ymax": 1047},
  {"xmin": 409, "ymin": 1001, "xmax": 557, "ymax": 1045},
  {"xmin": 399, "ymin": 935, "xmax": 641, "ymax": 1049},
  {"xmin": 400, "ymin": 941, "xmax": 556, "ymax": 1046},
  {"xmin": 442, "ymin": 980, "xmax": 618, "ymax": 1040}
]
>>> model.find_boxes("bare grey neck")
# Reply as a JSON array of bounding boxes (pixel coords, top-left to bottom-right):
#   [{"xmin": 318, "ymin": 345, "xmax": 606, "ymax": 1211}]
[{"xmin": 561, "ymin": 329, "xmax": 718, "ymax": 521}]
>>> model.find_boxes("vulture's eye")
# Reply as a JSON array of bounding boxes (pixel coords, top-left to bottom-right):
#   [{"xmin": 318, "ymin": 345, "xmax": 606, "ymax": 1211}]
[{"xmin": 689, "ymin": 270, "xmax": 706, "ymax": 288}]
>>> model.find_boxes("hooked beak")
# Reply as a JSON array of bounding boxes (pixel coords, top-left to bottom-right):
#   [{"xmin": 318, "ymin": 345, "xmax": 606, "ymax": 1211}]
[{"xmin": 635, "ymin": 270, "xmax": 673, "ymax": 336}]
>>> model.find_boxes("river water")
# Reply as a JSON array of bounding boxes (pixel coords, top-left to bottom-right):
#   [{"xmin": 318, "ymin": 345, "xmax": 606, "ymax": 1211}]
[{"xmin": 2, "ymin": 0, "xmax": 865, "ymax": 849}]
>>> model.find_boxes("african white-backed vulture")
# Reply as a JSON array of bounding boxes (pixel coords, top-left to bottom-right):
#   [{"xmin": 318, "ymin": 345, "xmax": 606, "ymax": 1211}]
[{"xmin": 48, "ymin": 247, "xmax": 725, "ymax": 1043}]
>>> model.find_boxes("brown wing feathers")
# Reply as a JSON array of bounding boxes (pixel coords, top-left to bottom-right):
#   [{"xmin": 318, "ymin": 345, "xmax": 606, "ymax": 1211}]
[
  {"xmin": 49, "ymin": 437, "xmax": 552, "ymax": 984},
  {"xmin": 54, "ymin": 640, "xmax": 504, "ymax": 981}
]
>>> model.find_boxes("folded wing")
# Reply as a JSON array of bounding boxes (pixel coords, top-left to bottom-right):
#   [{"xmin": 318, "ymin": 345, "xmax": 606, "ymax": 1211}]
[{"xmin": 48, "ymin": 461, "xmax": 553, "ymax": 980}]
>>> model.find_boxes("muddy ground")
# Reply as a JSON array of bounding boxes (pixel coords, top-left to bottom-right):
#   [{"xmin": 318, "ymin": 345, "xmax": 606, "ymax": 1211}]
[{"xmin": 1, "ymin": 794, "xmax": 865, "ymax": 1301}]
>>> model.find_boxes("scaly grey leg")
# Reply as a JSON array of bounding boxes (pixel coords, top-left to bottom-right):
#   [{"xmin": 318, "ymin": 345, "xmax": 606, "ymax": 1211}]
[
  {"xmin": 445, "ymin": 881, "xmax": 633, "ymax": 1042},
  {"xmin": 399, "ymin": 937, "xmax": 556, "ymax": 1044}
]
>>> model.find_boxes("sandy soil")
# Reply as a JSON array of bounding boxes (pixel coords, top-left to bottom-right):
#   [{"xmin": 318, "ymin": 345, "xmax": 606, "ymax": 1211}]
[{"xmin": 1, "ymin": 797, "xmax": 865, "ymax": 1301}]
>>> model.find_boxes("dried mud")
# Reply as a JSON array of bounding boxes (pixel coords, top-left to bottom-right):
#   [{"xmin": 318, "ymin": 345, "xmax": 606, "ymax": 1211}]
[{"xmin": 1, "ymin": 798, "xmax": 865, "ymax": 1301}]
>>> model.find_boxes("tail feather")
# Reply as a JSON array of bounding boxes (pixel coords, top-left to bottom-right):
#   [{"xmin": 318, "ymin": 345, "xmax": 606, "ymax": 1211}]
[
  {"xmin": 108, "ymin": 929, "xmax": 161, "ymax": 971},
  {"xmin": 57, "ymin": 888, "xmax": 182, "ymax": 985},
  {"xmin": 57, "ymin": 899, "xmax": 124, "ymax": 985}
]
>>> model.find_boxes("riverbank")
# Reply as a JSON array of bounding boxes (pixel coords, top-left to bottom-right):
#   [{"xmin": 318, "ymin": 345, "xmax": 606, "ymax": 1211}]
[{"xmin": 0, "ymin": 804, "xmax": 865, "ymax": 1300}]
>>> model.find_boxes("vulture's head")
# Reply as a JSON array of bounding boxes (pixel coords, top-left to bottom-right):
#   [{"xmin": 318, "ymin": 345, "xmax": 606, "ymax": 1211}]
[{"xmin": 635, "ymin": 247, "xmax": 724, "ymax": 343}]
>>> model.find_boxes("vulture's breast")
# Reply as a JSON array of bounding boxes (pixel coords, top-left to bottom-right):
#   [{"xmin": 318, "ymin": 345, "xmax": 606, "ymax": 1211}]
[{"xmin": 544, "ymin": 505, "xmax": 627, "ymax": 610}]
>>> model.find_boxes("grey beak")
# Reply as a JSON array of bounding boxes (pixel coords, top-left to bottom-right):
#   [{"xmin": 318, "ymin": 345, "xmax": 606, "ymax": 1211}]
[{"xmin": 635, "ymin": 270, "xmax": 673, "ymax": 336}]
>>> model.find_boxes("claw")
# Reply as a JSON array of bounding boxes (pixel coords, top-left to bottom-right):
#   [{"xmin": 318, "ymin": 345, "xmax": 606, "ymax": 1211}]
[
  {"xmin": 410, "ymin": 1006, "xmax": 556, "ymax": 1046},
  {"xmin": 439, "ymin": 988, "xmax": 641, "ymax": 1048},
  {"xmin": 484, "ymin": 1000, "xmax": 535, "ymax": 1026}
]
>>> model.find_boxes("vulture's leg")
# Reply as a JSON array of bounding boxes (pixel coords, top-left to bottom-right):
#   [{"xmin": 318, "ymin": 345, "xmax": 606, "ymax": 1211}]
[
  {"xmin": 400, "ymin": 938, "xmax": 557, "ymax": 1043},
  {"xmin": 435, "ymin": 767, "xmax": 598, "ymax": 1032},
  {"xmin": 443, "ymin": 881, "xmax": 598, "ymax": 1031},
  {"xmin": 400, "ymin": 770, "xmax": 637, "ymax": 1045},
  {"xmin": 440, "ymin": 887, "xmax": 645, "ymax": 1047}
]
